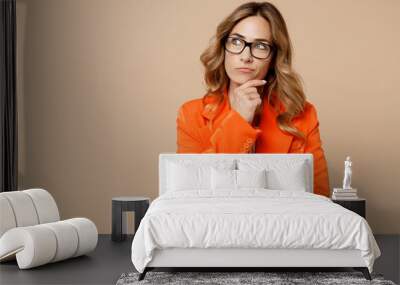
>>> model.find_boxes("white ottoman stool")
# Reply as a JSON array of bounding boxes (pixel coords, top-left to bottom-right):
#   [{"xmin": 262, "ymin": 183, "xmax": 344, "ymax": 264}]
[{"xmin": 0, "ymin": 189, "xmax": 98, "ymax": 269}]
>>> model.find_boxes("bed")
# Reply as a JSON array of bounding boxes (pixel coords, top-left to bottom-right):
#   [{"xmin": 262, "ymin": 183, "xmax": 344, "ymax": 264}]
[{"xmin": 131, "ymin": 153, "xmax": 381, "ymax": 281}]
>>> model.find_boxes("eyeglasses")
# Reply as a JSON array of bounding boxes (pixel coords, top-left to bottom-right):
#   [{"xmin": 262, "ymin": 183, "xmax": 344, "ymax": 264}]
[{"xmin": 224, "ymin": 36, "xmax": 274, "ymax": 60}]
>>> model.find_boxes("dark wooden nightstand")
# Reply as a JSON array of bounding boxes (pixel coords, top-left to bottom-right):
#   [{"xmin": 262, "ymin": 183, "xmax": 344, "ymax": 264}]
[
  {"xmin": 111, "ymin": 196, "xmax": 150, "ymax": 242},
  {"xmin": 332, "ymin": 198, "xmax": 366, "ymax": 218}
]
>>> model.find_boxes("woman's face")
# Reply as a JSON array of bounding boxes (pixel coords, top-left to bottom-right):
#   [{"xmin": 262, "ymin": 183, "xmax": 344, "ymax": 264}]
[{"xmin": 224, "ymin": 16, "xmax": 273, "ymax": 86}]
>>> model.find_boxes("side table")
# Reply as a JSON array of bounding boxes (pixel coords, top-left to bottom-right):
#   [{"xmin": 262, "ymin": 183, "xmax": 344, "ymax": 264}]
[
  {"xmin": 332, "ymin": 198, "xmax": 366, "ymax": 218},
  {"xmin": 112, "ymin": 196, "xmax": 150, "ymax": 242}
]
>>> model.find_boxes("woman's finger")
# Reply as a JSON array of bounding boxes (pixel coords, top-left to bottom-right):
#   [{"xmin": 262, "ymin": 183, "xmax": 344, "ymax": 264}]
[
  {"xmin": 238, "ymin": 79, "xmax": 266, "ymax": 90},
  {"xmin": 242, "ymin": 87, "xmax": 258, "ymax": 94}
]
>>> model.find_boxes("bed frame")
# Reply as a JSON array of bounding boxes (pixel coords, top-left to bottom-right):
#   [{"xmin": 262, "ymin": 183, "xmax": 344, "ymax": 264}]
[{"xmin": 138, "ymin": 153, "xmax": 372, "ymax": 281}]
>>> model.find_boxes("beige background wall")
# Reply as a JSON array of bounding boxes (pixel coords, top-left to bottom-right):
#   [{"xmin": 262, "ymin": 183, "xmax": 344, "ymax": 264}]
[{"xmin": 16, "ymin": 0, "xmax": 400, "ymax": 234}]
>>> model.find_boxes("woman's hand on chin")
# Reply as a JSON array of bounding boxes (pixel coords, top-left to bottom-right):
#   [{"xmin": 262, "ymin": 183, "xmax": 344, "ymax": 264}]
[{"xmin": 229, "ymin": 79, "xmax": 266, "ymax": 123}]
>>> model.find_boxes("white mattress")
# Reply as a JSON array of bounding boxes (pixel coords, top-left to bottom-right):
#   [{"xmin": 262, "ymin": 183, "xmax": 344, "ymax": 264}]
[{"xmin": 131, "ymin": 189, "xmax": 381, "ymax": 273}]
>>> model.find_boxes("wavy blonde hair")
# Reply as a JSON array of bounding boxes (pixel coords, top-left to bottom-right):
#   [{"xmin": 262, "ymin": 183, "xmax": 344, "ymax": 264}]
[{"xmin": 200, "ymin": 1, "xmax": 307, "ymax": 140}]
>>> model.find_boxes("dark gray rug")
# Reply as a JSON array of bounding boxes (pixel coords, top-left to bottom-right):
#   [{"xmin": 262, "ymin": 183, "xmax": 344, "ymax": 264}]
[{"xmin": 116, "ymin": 271, "xmax": 396, "ymax": 285}]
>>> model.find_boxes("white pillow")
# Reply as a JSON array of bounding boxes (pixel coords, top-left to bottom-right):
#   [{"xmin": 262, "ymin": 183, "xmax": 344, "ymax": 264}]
[
  {"xmin": 211, "ymin": 168, "xmax": 236, "ymax": 189},
  {"xmin": 211, "ymin": 168, "xmax": 267, "ymax": 190},
  {"xmin": 238, "ymin": 159, "xmax": 309, "ymax": 191},
  {"xmin": 166, "ymin": 159, "xmax": 235, "ymax": 191},
  {"xmin": 266, "ymin": 162, "xmax": 307, "ymax": 191},
  {"xmin": 237, "ymin": 169, "xmax": 267, "ymax": 188}
]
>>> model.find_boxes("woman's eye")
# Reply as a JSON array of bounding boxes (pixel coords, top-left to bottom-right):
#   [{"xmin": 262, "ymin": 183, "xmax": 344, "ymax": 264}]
[
  {"xmin": 255, "ymin": 42, "xmax": 267, "ymax": 50},
  {"xmin": 231, "ymin": 38, "xmax": 242, "ymax": 45}
]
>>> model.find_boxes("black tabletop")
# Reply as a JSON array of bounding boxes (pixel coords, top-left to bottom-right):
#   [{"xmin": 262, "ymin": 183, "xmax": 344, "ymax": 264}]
[{"xmin": 112, "ymin": 196, "xmax": 149, "ymax": 202}]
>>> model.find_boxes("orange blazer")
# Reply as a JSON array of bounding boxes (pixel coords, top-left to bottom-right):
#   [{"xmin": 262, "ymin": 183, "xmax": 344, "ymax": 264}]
[{"xmin": 176, "ymin": 86, "xmax": 330, "ymax": 197}]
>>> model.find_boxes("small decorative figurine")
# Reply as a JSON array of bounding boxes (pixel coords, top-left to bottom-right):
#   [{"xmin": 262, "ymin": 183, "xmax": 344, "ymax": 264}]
[{"xmin": 342, "ymin": 156, "xmax": 352, "ymax": 190}]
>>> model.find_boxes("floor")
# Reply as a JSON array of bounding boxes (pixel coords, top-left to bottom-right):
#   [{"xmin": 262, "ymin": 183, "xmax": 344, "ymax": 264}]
[{"xmin": 0, "ymin": 234, "xmax": 398, "ymax": 285}]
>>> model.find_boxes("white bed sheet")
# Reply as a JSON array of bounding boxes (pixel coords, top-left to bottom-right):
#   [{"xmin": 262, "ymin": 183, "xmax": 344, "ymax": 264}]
[{"xmin": 131, "ymin": 189, "xmax": 380, "ymax": 273}]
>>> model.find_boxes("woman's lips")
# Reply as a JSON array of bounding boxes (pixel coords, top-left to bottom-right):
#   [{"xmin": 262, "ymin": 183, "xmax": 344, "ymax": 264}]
[{"xmin": 236, "ymin": 68, "xmax": 254, "ymax": 73}]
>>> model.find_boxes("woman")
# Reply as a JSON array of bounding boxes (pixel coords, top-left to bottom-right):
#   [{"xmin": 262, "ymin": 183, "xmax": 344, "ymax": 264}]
[{"xmin": 176, "ymin": 2, "xmax": 330, "ymax": 197}]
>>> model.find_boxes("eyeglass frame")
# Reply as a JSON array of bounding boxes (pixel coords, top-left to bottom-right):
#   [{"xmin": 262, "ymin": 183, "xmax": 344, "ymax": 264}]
[{"xmin": 224, "ymin": 36, "xmax": 275, "ymax": 60}]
